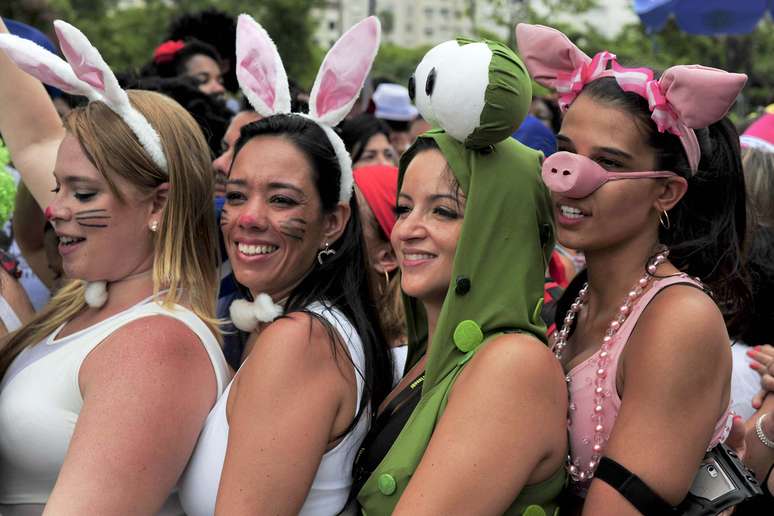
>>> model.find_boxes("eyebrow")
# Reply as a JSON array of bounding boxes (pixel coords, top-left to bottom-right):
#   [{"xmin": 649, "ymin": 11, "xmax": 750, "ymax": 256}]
[
  {"xmin": 53, "ymin": 174, "xmax": 100, "ymax": 186},
  {"xmin": 398, "ymin": 192, "xmax": 459, "ymax": 203},
  {"xmin": 225, "ymin": 179, "xmax": 305, "ymax": 195},
  {"xmin": 556, "ymin": 135, "xmax": 634, "ymax": 161}
]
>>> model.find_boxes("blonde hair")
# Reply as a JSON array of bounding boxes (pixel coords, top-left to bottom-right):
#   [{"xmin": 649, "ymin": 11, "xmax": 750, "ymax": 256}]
[
  {"xmin": 742, "ymin": 146, "xmax": 774, "ymax": 228},
  {"xmin": 0, "ymin": 90, "xmax": 218, "ymax": 375}
]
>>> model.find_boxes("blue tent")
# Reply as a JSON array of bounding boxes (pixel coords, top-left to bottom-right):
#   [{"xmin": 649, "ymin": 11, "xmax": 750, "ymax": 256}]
[{"xmin": 634, "ymin": 0, "xmax": 773, "ymax": 34}]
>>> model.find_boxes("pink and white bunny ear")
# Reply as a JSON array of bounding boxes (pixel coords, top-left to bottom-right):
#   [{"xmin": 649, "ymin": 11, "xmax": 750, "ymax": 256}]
[
  {"xmin": 308, "ymin": 16, "xmax": 381, "ymax": 126},
  {"xmin": 515, "ymin": 23, "xmax": 591, "ymax": 90},
  {"xmin": 236, "ymin": 14, "xmax": 291, "ymax": 117},
  {"xmin": 658, "ymin": 65, "xmax": 747, "ymax": 130},
  {"xmin": 0, "ymin": 32, "xmax": 97, "ymax": 100},
  {"xmin": 53, "ymin": 20, "xmax": 168, "ymax": 171}
]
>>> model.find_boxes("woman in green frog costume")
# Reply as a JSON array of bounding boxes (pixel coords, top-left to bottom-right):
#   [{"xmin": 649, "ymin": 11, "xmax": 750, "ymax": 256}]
[{"xmin": 353, "ymin": 37, "xmax": 568, "ymax": 515}]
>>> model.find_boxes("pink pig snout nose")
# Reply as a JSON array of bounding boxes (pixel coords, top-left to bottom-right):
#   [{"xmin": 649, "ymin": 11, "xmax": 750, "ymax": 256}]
[{"xmin": 542, "ymin": 152, "xmax": 587, "ymax": 198}]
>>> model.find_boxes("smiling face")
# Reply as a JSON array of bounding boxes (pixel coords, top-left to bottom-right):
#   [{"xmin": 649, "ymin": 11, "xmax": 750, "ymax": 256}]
[
  {"xmin": 391, "ymin": 149, "xmax": 464, "ymax": 306},
  {"xmin": 553, "ymin": 93, "xmax": 668, "ymax": 252},
  {"xmin": 47, "ymin": 135, "xmax": 156, "ymax": 281},
  {"xmin": 222, "ymin": 135, "xmax": 333, "ymax": 300}
]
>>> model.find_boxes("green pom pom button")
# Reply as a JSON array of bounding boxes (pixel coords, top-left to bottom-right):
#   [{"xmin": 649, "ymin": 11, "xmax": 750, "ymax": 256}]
[{"xmin": 453, "ymin": 320, "xmax": 483, "ymax": 352}]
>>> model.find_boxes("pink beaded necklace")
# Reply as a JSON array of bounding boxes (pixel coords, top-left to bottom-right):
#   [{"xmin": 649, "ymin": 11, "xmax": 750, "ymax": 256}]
[{"xmin": 553, "ymin": 249, "xmax": 669, "ymax": 482}]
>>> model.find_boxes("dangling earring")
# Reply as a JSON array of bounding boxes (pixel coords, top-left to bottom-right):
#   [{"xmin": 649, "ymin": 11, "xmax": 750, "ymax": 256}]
[
  {"xmin": 317, "ymin": 242, "xmax": 336, "ymax": 265},
  {"xmin": 149, "ymin": 220, "xmax": 159, "ymax": 232},
  {"xmin": 659, "ymin": 210, "xmax": 671, "ymax": 229},
  {"xmin": 383, "ymin": 270, "xmax": 390, "ymax": 291}
]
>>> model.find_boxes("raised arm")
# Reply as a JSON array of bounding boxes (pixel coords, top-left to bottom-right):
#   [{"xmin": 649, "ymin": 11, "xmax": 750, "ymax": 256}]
[
  {"xmin": 393, "ymin": 333, "xmax": 568, "ymax": 515},
  {"xmin": 0, "ymin": 17, "xmax": 62, "ymax": 208},
  {"xmin": 582, "ymin": 286, "xmax": 732, "ymax": 515}
]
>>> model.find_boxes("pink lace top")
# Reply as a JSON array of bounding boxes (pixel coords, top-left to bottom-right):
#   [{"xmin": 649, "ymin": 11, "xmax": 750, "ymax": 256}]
[{"xmin": 567, "ymin": 275, "xmax": 732, "ymax": 490}]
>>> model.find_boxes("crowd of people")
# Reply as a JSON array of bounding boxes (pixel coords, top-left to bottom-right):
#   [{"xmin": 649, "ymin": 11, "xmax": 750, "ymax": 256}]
[{"xmin": 0, "ymin": 7, "xmax": 772, "ymax": 516}]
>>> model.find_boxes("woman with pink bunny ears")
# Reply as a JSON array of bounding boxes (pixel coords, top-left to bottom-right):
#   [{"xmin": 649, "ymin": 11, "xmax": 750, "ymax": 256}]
[
  {"xmin": 515, "ymin": 24, "xmax": 754, "ymax": 514},
  {"xmin": 177, "ymin": 15, "xmax": 394, "ymax": 516},
  {"xmin": 0, "ymin": 17, "xmax": 230, "ymax": 515}
]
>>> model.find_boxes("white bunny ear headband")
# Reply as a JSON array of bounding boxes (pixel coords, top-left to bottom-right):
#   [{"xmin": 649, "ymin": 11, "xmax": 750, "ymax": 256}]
[
  {"xmin": 0, "ymin": 20, "xmax": 168, "ymax": 171},
  {"xmin": 236, "ymin": 14, "xmax": 381, "ymax": 205}
]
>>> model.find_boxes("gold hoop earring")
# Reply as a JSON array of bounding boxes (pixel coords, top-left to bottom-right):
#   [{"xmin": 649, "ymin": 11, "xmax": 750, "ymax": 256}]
[
  {"xmin": 383, "ymin": 270, "xmax": 390, "ymax": 291},
  {"xmin": 659, "ymin": 210, "xmax": 671, "ymax": 229}
]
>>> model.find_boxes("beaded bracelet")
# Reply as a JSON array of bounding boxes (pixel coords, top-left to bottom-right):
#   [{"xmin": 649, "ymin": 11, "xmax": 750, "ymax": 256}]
[{"xmin": 755, "ymin": 413, "xmax": 774, "ymax": 449}]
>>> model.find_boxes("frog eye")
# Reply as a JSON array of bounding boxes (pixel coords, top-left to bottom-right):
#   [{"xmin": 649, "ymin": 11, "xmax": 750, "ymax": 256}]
[
  {"xmin": 425, "ymin": 67, "xmax": 437, "ymax": 97},
  {"xmin": 408, "ymin": 75, "xmax": 416, "ymax": 101}
]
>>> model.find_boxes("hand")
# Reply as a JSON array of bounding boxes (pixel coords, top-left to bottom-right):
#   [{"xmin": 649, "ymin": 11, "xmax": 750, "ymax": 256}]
[{"xmin": 746, "ymin": 345, "xmax": 774, "ymax": 409}]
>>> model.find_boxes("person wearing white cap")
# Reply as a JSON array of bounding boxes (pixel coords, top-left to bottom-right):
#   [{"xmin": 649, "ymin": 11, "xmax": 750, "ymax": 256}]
[{"xmin": 372, "ymin": 82, "xmax": 418, "ymax": 154}]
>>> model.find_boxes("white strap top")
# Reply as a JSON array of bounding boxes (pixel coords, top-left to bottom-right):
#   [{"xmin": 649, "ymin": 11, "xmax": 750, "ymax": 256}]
[
  {"xmin": 0, "ymin": 298, "xmax": 232, "ymax": 515},
  {"xmin": 179, "ymin": 302, "xmax": 368, "ymax": 516},
  {"xmin": 0, "ymin": 295, "xmax": 22, "ymax": 333}
]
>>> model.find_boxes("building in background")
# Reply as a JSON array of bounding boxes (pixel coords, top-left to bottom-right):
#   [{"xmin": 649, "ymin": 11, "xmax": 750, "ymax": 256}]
[{"xmin": 313, "ymin": 0, "xmax": 638, "ymax": 48}]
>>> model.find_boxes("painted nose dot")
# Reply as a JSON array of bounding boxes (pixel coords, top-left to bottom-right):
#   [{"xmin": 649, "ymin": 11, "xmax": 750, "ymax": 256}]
[
  {"xmin": 551, "ymin": 168, "xmax": 557, "ymax": 173},
  {"xmin": 523, "ymin": 505, "xmax": 547, "ymax": 516},
  {"xmin": 562, "ymin": 170, "xmax": 571, "ymax": 175},
  {"xmin": 453, "ymin": 320, "xmax": 483, "ymax": 352},
  {"xmin": 377, "ymin": 473, "xmax": 397, "ymax": 495}
]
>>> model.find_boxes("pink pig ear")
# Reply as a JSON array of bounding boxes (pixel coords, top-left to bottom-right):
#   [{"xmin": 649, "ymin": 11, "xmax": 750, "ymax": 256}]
[
  {"xmin": 0, "ymin": 33, "xmax": 97, "ymax": 99},
  {"xmin": 308, "ymin": 16, "xmax": 381, "ymax": 125},
  {"xmin": 236, "ymin": 14, "xmax": 291, "ymax": 117}
]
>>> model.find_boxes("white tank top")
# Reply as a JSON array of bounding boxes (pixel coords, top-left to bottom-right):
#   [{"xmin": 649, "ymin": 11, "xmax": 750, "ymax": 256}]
[
  {"xmin": 179, "ymin": 302, "xmax": 368, "ymax": 516},
  {"xmin": 0, "ymin": 297, "xmax": 232, "ymax": 516}
]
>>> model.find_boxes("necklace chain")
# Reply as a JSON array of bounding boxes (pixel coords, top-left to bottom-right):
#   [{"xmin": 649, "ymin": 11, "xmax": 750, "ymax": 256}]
[{"xmin": 553, "ymin": 249, "xmax": 669, "ymax": 482}]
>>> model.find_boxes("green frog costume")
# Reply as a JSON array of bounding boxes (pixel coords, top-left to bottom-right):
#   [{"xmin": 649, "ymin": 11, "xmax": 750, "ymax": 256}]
[{"xmin": 355, "ymin": 38, "xmax": 566, "ymax": 515}]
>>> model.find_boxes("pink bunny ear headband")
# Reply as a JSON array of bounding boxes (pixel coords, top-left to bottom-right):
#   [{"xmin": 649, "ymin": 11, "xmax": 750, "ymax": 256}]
[
  {"xmin": 0, "ymin": 20, "xmax": 168, "ymax": 171},
  {"xmin": 515, "ymin": 23, "xmax": 747, "ymax": 174},
  {"xmin": 236, "ymin": 14, "xmax": 381, "ymax": 204}
]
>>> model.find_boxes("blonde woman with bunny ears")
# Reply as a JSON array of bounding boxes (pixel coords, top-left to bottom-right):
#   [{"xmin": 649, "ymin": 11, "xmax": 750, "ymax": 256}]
[
  {"xmin": 177, "ymin": 16, "xmax": 394, "ymax": 516},
  {"xmin": 0, "ymin": 18, "xmax": 231, "ymax": 515}
]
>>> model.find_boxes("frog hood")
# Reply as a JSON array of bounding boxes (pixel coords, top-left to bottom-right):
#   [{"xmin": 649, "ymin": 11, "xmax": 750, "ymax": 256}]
[{"xmin": 401, "ymin": 38, "xmax": 555, "ymax": 391}]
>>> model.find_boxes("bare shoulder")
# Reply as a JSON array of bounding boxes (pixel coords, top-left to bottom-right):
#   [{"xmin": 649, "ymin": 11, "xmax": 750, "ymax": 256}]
[
  {"xmin": 252, "ymin": 310, "xmax": 343, "ymax": 363},
  {"xmin": 459, "ymin": 332, "xmax": 565, "ymax": 396},
  {"xmin": 629, "ymin": 283, "xmax": 729, "ymax": 367},
  {"xmin": 80, "ymin": 314, "xmax": 214, "ymax": 391}
]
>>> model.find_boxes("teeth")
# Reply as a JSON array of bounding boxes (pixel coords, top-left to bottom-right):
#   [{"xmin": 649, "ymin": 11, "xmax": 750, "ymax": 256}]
[
  {"xmin": 560, "ymin": 205, "xmax": 585, "ymax": 219},
  {"xmin": 405, "ymin": 253, "xmax": 435, "ymax": 261},
  {"xmin": 238, "ymin": 243, "xmax": 278, "ymax": 256},
  {"xmin": 59, "ymin": 236, "xmax": 84, "ymax": 245}
]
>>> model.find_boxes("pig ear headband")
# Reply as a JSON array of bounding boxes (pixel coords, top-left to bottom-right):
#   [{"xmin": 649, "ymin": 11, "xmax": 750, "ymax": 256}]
[
  {"xmin": 0, "ymin": 20, "xmax": 168, "ymax": 171},
  {"xmin": 515, "ymin": 23, "xmax": 747, "ymax": 174},
  {"xmin": 236, "ymin": 14, "xmax": 381, "ymax": 204}
]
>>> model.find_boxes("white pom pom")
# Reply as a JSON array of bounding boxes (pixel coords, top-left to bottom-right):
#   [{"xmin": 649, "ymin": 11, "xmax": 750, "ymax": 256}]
[
  {"xmin": 229, "ymin": 298, "xmax": 260, "ymax": 332},
  {"xmin": 84, "ymin": 281, "xmax": 108, "ymax": 308},
  {"xmin": 252, "ymin": 293, "xmax": 283, "ymax": 323}
]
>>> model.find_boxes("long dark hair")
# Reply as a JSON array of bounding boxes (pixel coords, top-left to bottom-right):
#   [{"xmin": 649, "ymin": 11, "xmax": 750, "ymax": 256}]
[
  {"xmin": 557, "ymin": 77, "xmax": 750, "ymax": 334},
  {"xmin": 231, "ymin": 114, "xmax": 394, "ymax": 426}
]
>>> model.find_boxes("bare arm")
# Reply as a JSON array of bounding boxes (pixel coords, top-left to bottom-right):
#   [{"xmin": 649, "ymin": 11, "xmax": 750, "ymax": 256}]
[
  {"xmin": 582, "ymin": 286, "xmax": 732, "ymax": 515},
  {"xmin": 43, "ymin": 316, "xmax": 217, "ymax": 515},
  {"xmin": 0, "ymin": 267, "xmax": 34, "ymax": 334},
  {"xmin": 0, "ymin": 17, "xmax": 63, "ymax": 208},
  {"xmin": 393, "ymin": 334, "xmax": 568, "ymax": 515},
  {"xmin": 13, "ymin": 182, "xmax": 56, "ymax": 287},
  {"xmin": 215, "ymin": 313, "xmax": 357, "ymax": 515}
]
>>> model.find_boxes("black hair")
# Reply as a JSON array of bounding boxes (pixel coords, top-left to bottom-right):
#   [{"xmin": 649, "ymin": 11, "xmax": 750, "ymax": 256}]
[
  {"xmin": 731, "ymin": 226, "xmax": 774, "ymax": 345},
  {"xmin": 165, "ymin": 8, "xmax": 238, "ymax": 92},
  {"xmin": 122, "ymin": 74, "xmax": 231, "ymax": 158},
  {"xmin": 142, "ymin": 39, "xmax": 223, "ymax": 84},
  {"xmin": 556, "ymin": 77, "xmax": 750, "ymax": 333},
  {"xmin": 231, "ymin": 114, "xmax": 394, "ymax": 429},
  {"xmin": 339, "ymin": 113, "xmax": 392, "ymax": 164}
]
